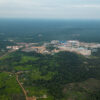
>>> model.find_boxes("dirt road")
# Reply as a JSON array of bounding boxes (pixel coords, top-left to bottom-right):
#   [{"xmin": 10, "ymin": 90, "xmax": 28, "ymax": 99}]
[
  {"xmin": 16, "ymin": 74, "xmax": 36, "ymax": 100},
  {"xmin": 0, "ymin": 51, "xmax": 36, "ymax": 100},
  {"xmin": 16, "ymin": 74, "xmax": 28, "ymax": 100}
]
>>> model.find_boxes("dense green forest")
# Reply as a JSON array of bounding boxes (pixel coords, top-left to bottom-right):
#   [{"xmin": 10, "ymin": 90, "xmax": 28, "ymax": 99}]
[
  {"xmin": 0, "ymin": 50, "xmax": 100, "ymax": 100},
  {"xmin": 1, "ymin": 19, "xmax": 100, "ymax": 43}
]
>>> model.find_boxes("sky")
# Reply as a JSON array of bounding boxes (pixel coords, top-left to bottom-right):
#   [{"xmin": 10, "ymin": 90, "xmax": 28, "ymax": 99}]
[{"xmin": 0, "ymin": 0, "xmax": 100, "ymax": 19}]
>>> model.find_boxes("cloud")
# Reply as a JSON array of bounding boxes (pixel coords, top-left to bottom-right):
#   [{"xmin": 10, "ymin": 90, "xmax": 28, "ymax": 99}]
[
  {"xmin": 0, "ymin": 0, "xmax": 100, "ymax": 19},
  {"xmin": 69, "ymin": 5, "xmax": 100, "ymax": 8}
]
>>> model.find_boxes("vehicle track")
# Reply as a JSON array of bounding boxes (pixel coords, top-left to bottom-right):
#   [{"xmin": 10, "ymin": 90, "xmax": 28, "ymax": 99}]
[{"xmin": 16, "ymin": 74, "xmax": 36, "ymax": 100}]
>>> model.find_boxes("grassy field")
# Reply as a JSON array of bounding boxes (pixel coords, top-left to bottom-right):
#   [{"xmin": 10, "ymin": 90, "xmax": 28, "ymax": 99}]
[{"xmin": 0, "ymin": 72, "xmax": 25, "ymax": 100}]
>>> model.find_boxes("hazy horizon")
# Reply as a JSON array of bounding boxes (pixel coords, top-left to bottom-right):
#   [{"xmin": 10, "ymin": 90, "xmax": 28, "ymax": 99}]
[{"xmin": 0, "ymin": 0, "xmax": 100, "ymax": 19}]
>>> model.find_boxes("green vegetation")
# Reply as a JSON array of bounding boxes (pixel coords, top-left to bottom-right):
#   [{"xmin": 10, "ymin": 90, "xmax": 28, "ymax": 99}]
[
  {"xmin": 26, "ymin": 86, "xmax": 47, "ymax": 97},
  {"xmin": 0, "ymin": 50, "xmax": 100, "ymax": 100},
  {"xmin": 1, "ymin": 20, "xmax": 100, "ymax": 100},
  {"xmin": 20, "ymin": 56, "xmax": 39, "ymax": 63},
  {"xmin": 0, "ymin": 34, "xmax": 16, "ymax": 56},
  {"xmin": 0, "ymin": 72, "xmax": 25, "ymax": 100},
  {"xmin": 46, "ymin": 44, "xmax": 56, "ymax": 51},
  {"xmin": 63, "ymin": 78, "xmax": 100, "ymax": 100}
]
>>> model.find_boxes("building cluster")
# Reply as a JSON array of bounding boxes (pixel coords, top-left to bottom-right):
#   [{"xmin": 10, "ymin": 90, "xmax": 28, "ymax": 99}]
[
  {"xmin": 6, "ymin": 46, "xmax": 23, "ymax": 50},
  {"xmin": 6, "ymin": 40, "xmax": 100, "ymax": 56},
  {"xmin": 58, "ymin": 40, "xmax": 92, "ymax": 56},
  {"xmin": 6, "ymin": 43, "xmax": 38, "ymax": 51},
  {"xmin": 22, "ymin": 46, "xmax": 49, "ymax": 54},
  {"xmin": 50, "ymin": 40, "xmax": 100, "ymax": 56}
]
